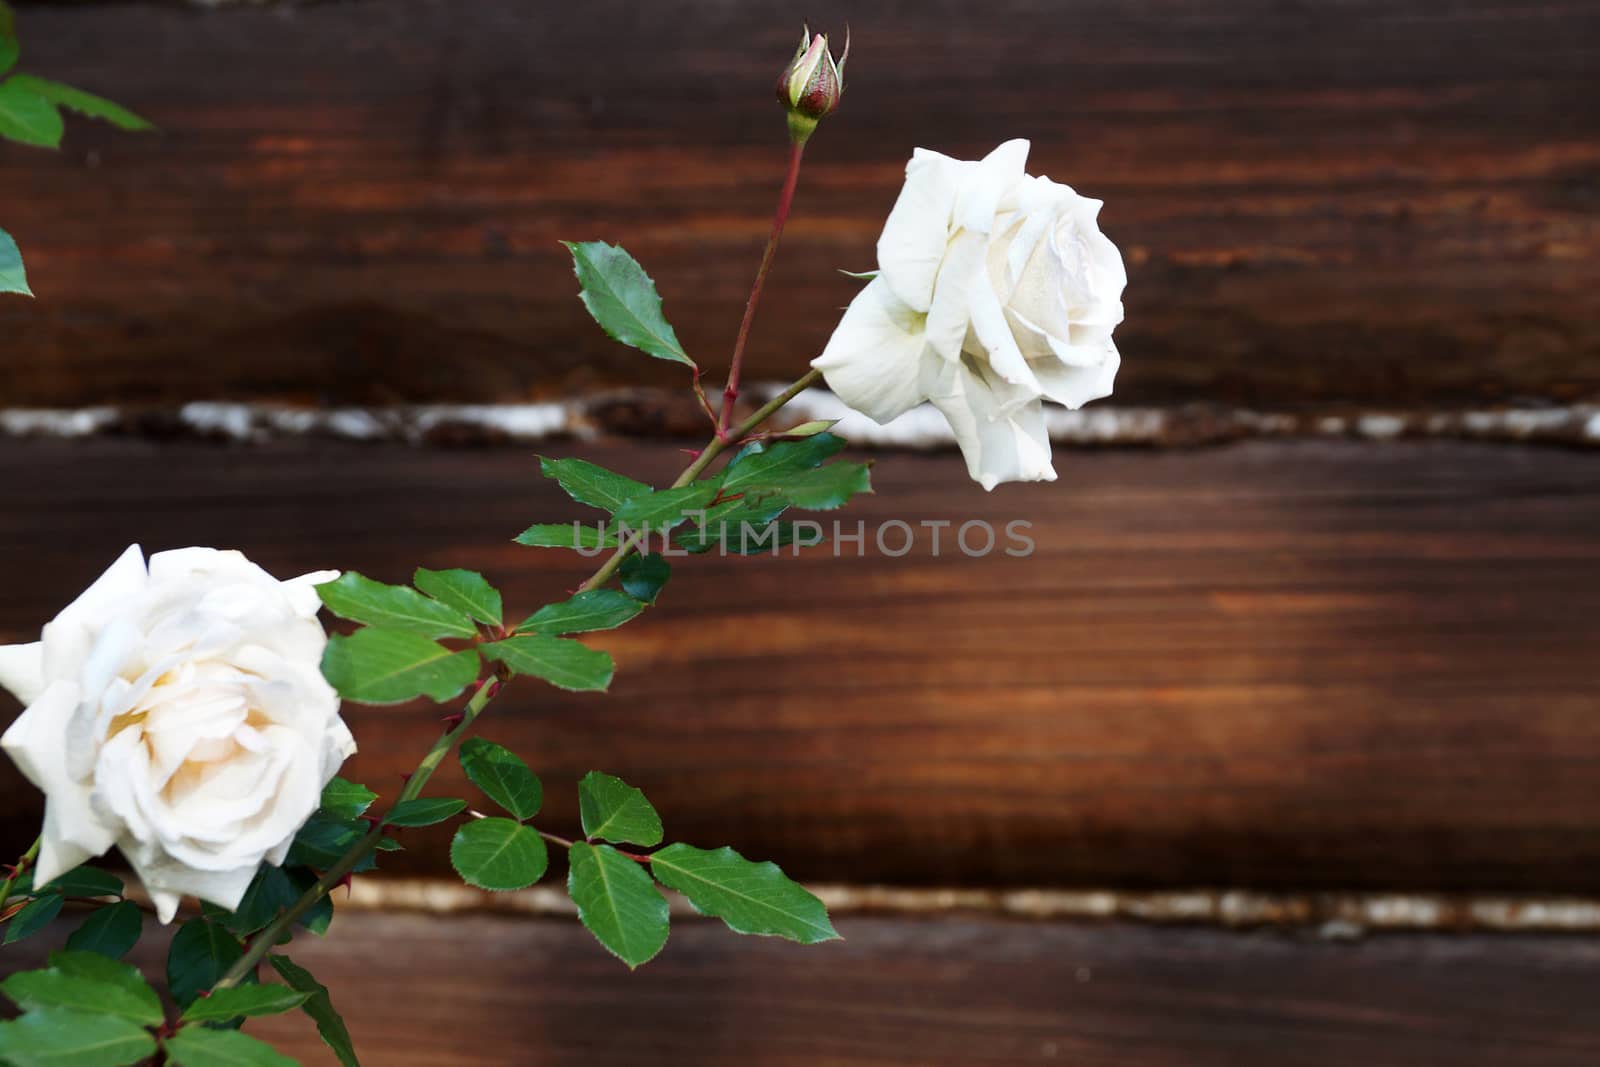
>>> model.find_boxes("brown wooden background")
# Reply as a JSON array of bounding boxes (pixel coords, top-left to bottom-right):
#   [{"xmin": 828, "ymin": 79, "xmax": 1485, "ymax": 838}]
[{"xmin": 2, "ymin": 1, "xmax": 1598, "ymax": 1063}]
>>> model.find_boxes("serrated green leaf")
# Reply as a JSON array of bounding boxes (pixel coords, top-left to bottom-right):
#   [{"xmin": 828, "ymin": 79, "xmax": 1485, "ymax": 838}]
[
  {"xmin": 63, "ymin": 901, "xmax": 141, "ymax": 959},
  {"xmin": 164, "ymin": 1026, "xmax": 299, "ymax": 1067},
  {"xmin": 166, "ymin": 918, "xmax": 243, "ymax": 1009},
  {"xmin": 0, "ymin": 226, "xmax": 29, "ymax": 296},
  {"xmin": 2, "ymin": 953, "xmax": 162, "ymax": 1026},
  {"xmin": 449, "ymin": 818, "xmax": 548, "ymax": 891},
  {"xmin": 180, "ymin": 984, "xmax": 309, "ymax": 1024},
  {"xmin": 458, "ymin": 738, "xmax": 542, "ymax": 821},
  {"xmin": 286, "ymin": 816, "xmax": 364, "ymax": 870},
  {"xmin": 216, "ymin": 865, "xmax": 298, "ymax": 937},
  {"xmin": 0, "ymin": 1006, "xmax": 155, "ymax": 1067},
  {"xmin": 612, "ymin": 483, "xmax": 719, "ymax": 535},
  {"xmin": 38, "ymin": 866, "xmax": 122, "ymax": 900},
  {"xmin": 563, "ymin": 240, "xmax": 694, "ymax": 367},
  {"xmin": 675, "ymin": 507, "xmax": 824, "ymax": 556},
  {"xmin": 539, "ymin": 457, "xmax": 653, "ymax": 514},
  {"xmin": 513, "ymin": 523, "xmax": 618, "ymax": 550},
  {"xmin": 649, "ymin": 844, "xmax": 838, "ymax": 944},
  {"xmin": 567, "ymin": 843, "xmax": 669, "ymax": 969},
  {"xmin": 383, "ymin": 797, "xmax": 467, "ymax": 828},
  {"xmin": 0, "ymin": 79, "xmax": 62, "ymax": 148},
  {"xmin": 317, "ymin": 572, "xmax": 476, "ymax": 638},
  {"xmin": 481, "ymin": 635, "xmax": 613, "ymax": 693},
  {"xmin": 578, "ymin": 771, "xmax": 663, "ymax": 847},
  {"xmin": 740, "ymin": 461, "xmax": 873, "ymax": 511},
  {"xmin": 318, "ymin": 777, "xmax": 377, "ymax": 821},
  {"xmin": 4, "ymin": 76, "xmax": 152, "ymax": 133},
  {"xmin": 619, "ymin": 552, "xmax": 671, "ymax": 604},
  {"xmin": 266, "ymin": 955, "xmax": 357, "ymax": 1067},
  {"xmin": 516, "ymin": 589, "xmax": 643, "ymax": 636},
  {"xmin": 321, "ymin": 628, "xmax": 480, "ymax": 705},
  {"xmin": 721, "ymin": 433, "xmax": 848, "ymax": 490},
  {"xmin": 412, "ymin": 567, "xmax": 502, "ymax": 627},
  {"xmin": 4, "ymin": 892, "xmax": 62, "ymax": 943},
  {"xmin": 284, "ymin": 868, "xmax": 333, "ymax": 936}
]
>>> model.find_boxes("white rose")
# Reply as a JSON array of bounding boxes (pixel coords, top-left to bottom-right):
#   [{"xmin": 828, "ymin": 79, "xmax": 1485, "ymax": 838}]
[
  {"xmin": 814, "ymin": 138, "xmax": 1126, "ymax": 489},
  {"xmin": 0, "ymin": 545, "xmax": 354, "ymax": 922}
]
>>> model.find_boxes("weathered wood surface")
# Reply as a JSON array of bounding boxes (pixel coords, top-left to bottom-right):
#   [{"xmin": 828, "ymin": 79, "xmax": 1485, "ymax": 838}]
[
  {"xmin": 1, "ymin": 0, "xmax": 1595, "ymax": 407},
  {"xmin": 1, "ymin": 437, "xmax": 1597, "ymax": 889},
  {"xmin": 12, "ymin": 911, "xmax": 1600, "ymax": 1065}
]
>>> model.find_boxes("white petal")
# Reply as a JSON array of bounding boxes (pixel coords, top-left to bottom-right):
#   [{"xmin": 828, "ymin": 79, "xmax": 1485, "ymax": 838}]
[
  {"xmin": 954, "ymin": 139, "xmax": 1029, "ymax": 235},
  {"xmin": 923, "ymin": 230, "xmax": 985, "ymax": 363},
  {"xmin": 812, "ymin": 277, "xmax": 932, "ymax": 424},
  {"xmin": 1035, "ymin": 339, "xmax": 1120, "ymax": 409},
  {"xmin": 875, "ymin": 148, "xmax": 962, "ymax": 313},
  {"xmin": 51, "ymin": 544, "xmax": 147, "ymax": 633},
  {"xmin": 2, "ymin": 681, "xmax": 117, "ymax": 879},
  {"xmin": 282, "ymin": 570, "xmax": 340, "ymax": 617},
  {"xmin": 928, "ymin": 366, "xmax": 1056, "ymax": 491},
  {"xmin": 0, "ymin": 642, "xmax": 45, "ymax": 706},
  {"xmin": 121, "ymin": 842, "xmax": 259, "ymax": 919}
]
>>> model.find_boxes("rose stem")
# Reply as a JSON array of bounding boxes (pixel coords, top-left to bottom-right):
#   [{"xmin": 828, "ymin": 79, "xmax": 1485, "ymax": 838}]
[
  {"xmin": 214, "ymin": 366, "xmax": 822, "ymax": 991},
  {"xmin": 716, "ymin": 139, "xmax": 807, "ymax": 442},
  {"xmin": 0, "ymin": 836, "xmax": 40, "ymax": 906}
]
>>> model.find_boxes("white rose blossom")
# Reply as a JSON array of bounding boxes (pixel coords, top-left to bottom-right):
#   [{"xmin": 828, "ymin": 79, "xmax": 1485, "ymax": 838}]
[
  {"xmin": 0, "ymin": 545, "xmax": 354, "ymax": 922},
  {"xmin": 813, "ymin": 138, "xmax": 1126, "ymax": 489}
]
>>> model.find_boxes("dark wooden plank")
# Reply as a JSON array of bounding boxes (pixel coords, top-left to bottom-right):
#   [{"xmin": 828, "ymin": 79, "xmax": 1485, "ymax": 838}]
[
  {"xmin": 0, "ymin": 438, "xmax": 1596, "ymax": 888},
  {"xmin": 0, "ymin": 0, "xmax": 1595, "ymax": 406},
  {"xmin": 11, "ymin": 911, "xmax": 1600, "ymax": 1065}
]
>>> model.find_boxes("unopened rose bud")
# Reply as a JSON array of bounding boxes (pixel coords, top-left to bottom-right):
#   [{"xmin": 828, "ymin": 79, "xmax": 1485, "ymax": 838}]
[{"xmin": 776, "ymin": 26, "xmax": 847, "ymax": 144}]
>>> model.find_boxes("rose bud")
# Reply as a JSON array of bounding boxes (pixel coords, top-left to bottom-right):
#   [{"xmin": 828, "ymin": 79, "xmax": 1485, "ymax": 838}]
[{"xmin": 776, "ymin": 26, "xmax": 847, "ymax": 144}]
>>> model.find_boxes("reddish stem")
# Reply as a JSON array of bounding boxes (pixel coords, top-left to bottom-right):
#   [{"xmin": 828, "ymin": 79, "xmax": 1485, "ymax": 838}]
[{"xmin": 717, "ymin": 139, "xmax": 807, "ymax": 440}]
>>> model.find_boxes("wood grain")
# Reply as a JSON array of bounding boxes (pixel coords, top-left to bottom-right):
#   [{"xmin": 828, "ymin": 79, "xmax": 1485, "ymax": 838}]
[
  {"xmin": 12, "ymin": 911, "xmax": 1600, "ymax": 1065},
  {"xmin": 0, "ymin": 0, "xmax": 1594, "ymax": 407},
  {"xmin": 1, "ymin": 437, "xmax": 1597, "ymax": 889}
]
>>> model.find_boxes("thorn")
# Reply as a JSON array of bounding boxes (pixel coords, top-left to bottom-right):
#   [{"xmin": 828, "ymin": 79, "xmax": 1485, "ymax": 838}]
[
  {"xmin": 399, "ymin": 772, "xmax": 413, "ymax": 785},
  {"xmin": 336, "ymin": 873, "xmax": 354, "ymax": 895},
  {"xmin": 441, "ymin": 712, "xmax": 465, "ymax": 731}
]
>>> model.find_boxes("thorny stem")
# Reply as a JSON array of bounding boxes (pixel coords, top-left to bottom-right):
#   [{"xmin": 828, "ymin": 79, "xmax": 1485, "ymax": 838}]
[
  {"xmin": 0, "ymin": 836, "xmax": 41, "ymax": 907},
  {"xmin": 214, "ymin": 365, "xmax": 824, "ymax": 991},
  {"xmin": 716, "ymin": 139, "xmax": 807, "ymax": 442}
]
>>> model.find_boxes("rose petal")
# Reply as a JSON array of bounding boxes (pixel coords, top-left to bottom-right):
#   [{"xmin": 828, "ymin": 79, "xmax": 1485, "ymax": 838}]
[
  {"xmin": 811, "ymin": 277, "xmax": 932, "ymax": 423},
  {"xmin": 2, "ymin": 681, "xmax": 117, "ymax": 883},
  {"xmin": 876, "ymin": 148, "xmax": 963, "ymax": 313},
  {"xmin": 0, "ymin": 642, "xmax": 45, "ymax": 707}
]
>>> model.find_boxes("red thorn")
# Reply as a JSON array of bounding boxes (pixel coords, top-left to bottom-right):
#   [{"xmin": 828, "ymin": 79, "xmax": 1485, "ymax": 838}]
[{"xmin": 441, "ymin": 712, "xmax": 465, "ymax": 731}]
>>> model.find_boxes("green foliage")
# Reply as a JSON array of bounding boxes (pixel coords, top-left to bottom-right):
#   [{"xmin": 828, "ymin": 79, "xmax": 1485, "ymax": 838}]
[
  {"xmin": 619, "ymin": 552, "xmax": 671, "ymax": 604},
  {"xmin": 0, "ymin": 226, "xmax": 28, "ymax": 296},
  {"xmin": 163, "ymin": 1026, "xmax": 299, "ymax": 1067},
  {"xmin": 514, "ymin": 523, "xmax": 617, "ymax": 550},
  {"xmin": 215, "ymin": 865, "xmax": 299, "ymax": 937},
  {"xmin": 286, "ymin": 816, "xmax": 367, "ymax": 870},
  {"xmin": 321, "ymin": 628, "xmax": 480, "ymax": 704},
  {"xmin": 38, "ymin": 866, "xmax": 123, "ymax": 899},
  {"xmin": 3, "ymin": 892, "xmax": 61, "ymax": 943},
  {"xmin": 383, "ymin": 797, "xmax": 467, "ymax": 828},
  {"xmin": 1, "ymin": 951, "xmax": 162, "ymax": 1026},
  {"xmin": 612, "ymin": 483, "xmax": 719, "ymax": 534},
  {"xmin": 180, "ymin": 984, "xmax": 309, "ymax": 1024},
  {"xmin": 739, "ymin": 461, "xmax": 873, "ymax": 511},
  {"xmin": 64, "ymin": 901, "xmax": 142, "ymax": 959},
  {"xmin": 540, "ymin": 457, "xmax": 652, "ymax": 514},
  {"xmin": 563, "ymin": 240, "xmax": 694, "ymax": 368},
  {"xmin": 317, "ymin": 573, "xmax": 476, "ymax": 639},
  {"xmin": 412, "ymin": 567, "xmax": 502, "ymax": 627},
  {"xmin": 267, "ymin": 955, "xmax": 358, "ymax": 1067},
  {"xmin": 567, "ymin": 843, "xmax": 669, "ymax": 969},
  {"xmin": 318, "ymin": 777, "xmax": 378, "ymax": 821},
  {"xmin": 286, "ymin": 868, "xmax": 334, "ymax": 936},
  {"xmin": 458, "ymin": 738, "xmax": 542, "ymax": 821},
  {"xmin": 481, "ymin": 635, "xmax": 613, "ymax": 692},
  {"xmin": 0, "ymin": 1006, "xmax": 155, "ymax": 1067},
  {"xmin": 780, "ymin": 419, "xmax": 839, "ymax": 438},
  {"xmin": 516, "ymin": 589, "xmax": 643, "ymax": 635},
  {"xmin": 449, "ymin": 818, "xmax": 548, "ymax": 891},
  {"xmin": 0, "ymin": 78, "xmax": 61, "ymax": 147},
  {"xmin": 5, "ymin": 75, "xmax": 152, "ymax": 133},
  {"xmin": 650, "ymin": 844, "xmax": 838, "ymax": 944},
  {"xmin": 166, "ymin": 919, "xmax": 244, "ymax": 1009},
  {"xmin": 578, "ymin": 771, "xmax": 663, "ymax": 847}
]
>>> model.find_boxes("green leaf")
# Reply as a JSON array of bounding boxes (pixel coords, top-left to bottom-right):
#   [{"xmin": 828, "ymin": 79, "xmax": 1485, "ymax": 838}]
[
  {"xmin": 0, "ymin": 226, "xmax": 29, "ymax": 296},
  {"xmin": 649, "ymin": 844, "xmax": 839, "ymax": 944},
  {"xmin": 578, "ymin": 771, "xmax": 663, "ymax": 847},
  {"xmin": 0, "ymin": 1006, "xmax": 155, "ymax": 1067},
  {"xmin": 164, "ymin": 1027, "xmax": 299, "ymax": 1067},
  {"xmin": 166, "ymin": 918, "xmax": 243, "ymax": 1009},
  {"xmin": 286, "ymin": 816, "xmax": 364, "ymax": 870},
  {"xmin": 0, "ymin": 3, "xmax": 18, "ymax": 77},
  {"xmin": 0, "ymin": 79, "xmax": 62, "ymax": 148},
  {"xmin": 63, "ymin": 901, "xmax": 142, "ymax": 959},
  {"xmin": 721, "ymin": 433, "xmax": 848, "ymax": 490},
  {"xmin": 412, "ymin": 567, "xmax": 502, "ymax": 627},
  {"xmin": 513, "ymin": 523, "xmax": 617, "ymax": 551},
  {"xmin": 612, "ymin": 483, "xmax": 719, "ymax": 535},
  {"xmin": 38, "ymin": 866, "xmax": 123, "ymax": 900},
  {"xmin": 675, "ymin": 506, "xmax": 824, "ymax": 556},
  {"xmin": 318, "ymin": 777, "xmax": 378, "ymax": 820},
  {"xmin": 780, "ymin": 419, "xmax": 839, "ymax": 437},
  {"xmin": 4, "ymin": 892, "xmax": 62, "ymax": 943},
  {"xmin": 516, "ymin": 589, "xmax": 643, "ymax": 636},
  {"xmin": 458, "ymin": 738, "xmax": 542, "ymax": 821},
  {"xmin": 540, "ymin": 457, "xmax": 653, "ymax": 514},
  {"xmin": 2, "ymin": 953, "xmax": 162, "ymax": 1026},
  {"xmin": 563, "ymin": 240, "xmax": 694, "ymax": 368},
  {"xmin": 449, "ymin": 818, "xmax": 548, "ymax": 891},
  {"xmin": 739, "ymin": 461, "xmax": 873, "ymax": 511},
  {"xmin": 383, "ymin": 797, "xmax": 467, "ymax": 828},
  {"xmin": 266, "ymin": 956, "xmax": 358, "ymax": 1067},
  {"xmin": 181, "ymin": 984, "xmax": 309, "ymax": 1024},
  {"xmin": 619, "ymin": 552, "xmax": 671, "ymax": 604},
  {"xmin": 481, "ymin": 635, "xmax": 613, "ymax": 693},
  {"xmin": 321, "ymin": 628, "xmax": 480, "ymax": 705},
  {"xmin": 4, "ymin": 76, "xmax": 152, "ymax": 133},
  {"xmin": 217, "ymin": 865, "xmax": 298, "ymax": 937},
  {"xmin": 567, "ymin": 843, "xmax": 669, "ymax": 969},
  {"xmin": 316, "ymin": 572, "xmax": 476, "ymax": 639},
  {"xmin": 285, "ymin": 868, "xmax": 333, "ymax": 936}
]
